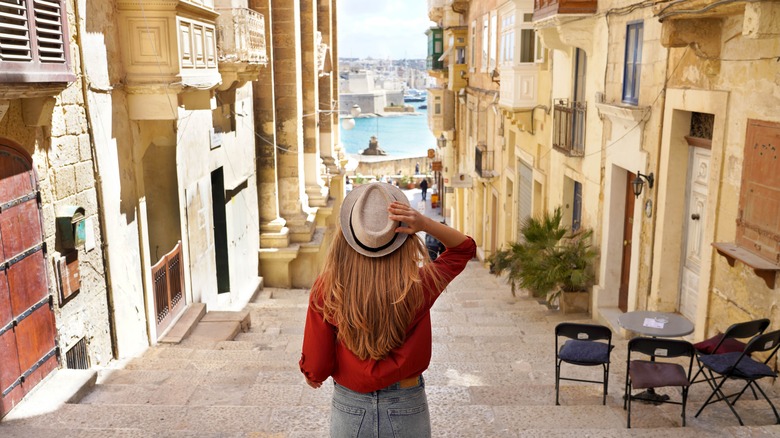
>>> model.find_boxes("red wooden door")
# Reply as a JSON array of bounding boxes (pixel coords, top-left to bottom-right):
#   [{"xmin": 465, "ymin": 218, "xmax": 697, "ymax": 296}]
[
  {"xmin": 618, "ymin": 171, "xmax": 636, "ymax": 312},
  {"xmin": 0, "ymin": 145, "xmax": 58, "ymax": 418}
]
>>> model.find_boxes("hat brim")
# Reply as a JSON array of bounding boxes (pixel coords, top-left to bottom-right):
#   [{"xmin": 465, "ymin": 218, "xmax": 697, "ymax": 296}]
[{"xmin": 340, "ymin": 183, "xmax": 411, "ymax": 258}]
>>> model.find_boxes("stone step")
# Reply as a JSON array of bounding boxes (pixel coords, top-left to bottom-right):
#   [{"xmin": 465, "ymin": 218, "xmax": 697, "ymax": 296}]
[
  {"xmin": 2, "ymin": 369, "xmax": 97, "ymax": 422},
  {"xmin": 158, "ymin": 303, "xmax": 206, "ymax": 344}
]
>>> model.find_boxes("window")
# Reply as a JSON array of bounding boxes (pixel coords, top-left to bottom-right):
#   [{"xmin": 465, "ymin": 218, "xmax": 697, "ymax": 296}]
[
  {"xmin": 489, "ymin": 13, "xmax": 497, "ymax": 72},
  {"xmin": 736, "ymin": 119, "xmax": 780, "ymax": 263},
  {"xmin": 500, "ymin": 11, "xmax": 515, "ymax": 64},
  {"xmin": 456, "ymin": 47, "xmax": 466, "ymax": 64},
  {"xmin": 622, "ymin": 21, "xmax": 643, "ymax": 105},
  {"xmin": 481, "ymin": 16, "xmax": 488, "ymax": 72},
  {"xmin": 519, "ymin": 14, "xmax": 535, "ymax": 64},
  {"xmin": 470, "ymin": 20, "xmax": 476, "ymax": 68},
  {"xmin": 0, "ymin": 0, "xmax": 75, "ymax": 83},
  {"xmin": 572, "ymin": 181, "xmax": 582, "ymax": 232},
  {"xmin": 535, "ymin": 32, "xmax": 546, "ymax": 63}
]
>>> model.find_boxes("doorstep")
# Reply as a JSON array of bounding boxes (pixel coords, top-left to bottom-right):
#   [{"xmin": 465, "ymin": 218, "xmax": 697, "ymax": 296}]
[{"xmin": 3, "ymin": 368, "xmax": 96, "ymax": 422}]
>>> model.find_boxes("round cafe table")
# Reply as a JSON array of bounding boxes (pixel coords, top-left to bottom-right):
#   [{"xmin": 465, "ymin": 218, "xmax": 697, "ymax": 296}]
[
  {"xmin": 617, "ymin": 310, "xmax": 694, "ymax": 338},
  {"xmin": 618, "ymin": 311, "xmax": 694, "ymax": 404}
]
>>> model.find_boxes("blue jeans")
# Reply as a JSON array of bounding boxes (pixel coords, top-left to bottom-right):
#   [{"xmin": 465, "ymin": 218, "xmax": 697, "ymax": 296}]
[{"xmin": 330, "ymin": 376, "xmax": 431, "ymax": 438}]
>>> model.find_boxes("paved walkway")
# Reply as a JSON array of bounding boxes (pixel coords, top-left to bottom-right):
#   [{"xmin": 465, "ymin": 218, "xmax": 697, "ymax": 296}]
[{"xmin": 2, "ymin": 192, "xmax": 780, "ymax": 436}]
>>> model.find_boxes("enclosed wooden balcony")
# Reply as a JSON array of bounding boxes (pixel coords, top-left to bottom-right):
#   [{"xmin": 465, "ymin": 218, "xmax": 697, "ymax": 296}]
[
  {"xmin": 215, "ymin": 5, "xmax": 266, "ymax": 66},
  {"xmin": 117, "ymin": 0, "xmax": 222, "ymax": 119},
  {"xmin": 533, "ymin": 0, "xmax": 597, "ymax": 22}
]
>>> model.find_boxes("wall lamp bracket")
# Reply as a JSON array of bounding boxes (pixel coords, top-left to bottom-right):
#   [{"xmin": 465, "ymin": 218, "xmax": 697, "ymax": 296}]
[{"xmin": 632, "ymin": 171, "xmax": 654, "ymax": 198}]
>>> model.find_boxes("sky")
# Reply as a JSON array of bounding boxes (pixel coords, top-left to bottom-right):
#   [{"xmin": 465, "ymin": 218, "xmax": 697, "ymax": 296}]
[{"xmin": 337, "ymin": 0, "xmax": 434, "ymax": 60}]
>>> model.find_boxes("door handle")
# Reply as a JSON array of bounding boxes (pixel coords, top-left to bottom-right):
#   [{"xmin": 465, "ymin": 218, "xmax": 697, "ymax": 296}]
[
  {"xmin": 623, "ymin": 240, "xmax": 631, "ymax": 247},
  {"xmin": 691, "ymin": 213, "xmax": 700, "ymax": 221}
]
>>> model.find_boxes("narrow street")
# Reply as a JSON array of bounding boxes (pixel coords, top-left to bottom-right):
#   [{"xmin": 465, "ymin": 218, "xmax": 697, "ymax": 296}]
[{"xmin": 1, "ymin": 192, "xmax": 779, "ymax": 437}]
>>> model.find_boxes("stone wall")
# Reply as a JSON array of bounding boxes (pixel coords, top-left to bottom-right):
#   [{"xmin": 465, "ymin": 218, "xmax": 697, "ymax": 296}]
[{"xmin": 350, "ymin": 154, "xmax": 432, "ymax": 181}]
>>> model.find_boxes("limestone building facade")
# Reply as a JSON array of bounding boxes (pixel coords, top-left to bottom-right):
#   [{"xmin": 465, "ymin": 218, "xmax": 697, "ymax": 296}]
[
  {"xmin": 0, "ymin": 0, "xmax": 342, "ymax": 417},
  {"xmin": 427, "ymin": 0, "xmax": 780, "ymax": 349}
]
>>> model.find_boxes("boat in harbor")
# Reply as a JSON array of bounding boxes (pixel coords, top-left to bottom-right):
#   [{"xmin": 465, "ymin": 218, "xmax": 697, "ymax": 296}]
[{"xmin": 403, "ymin": 89, "xmax": 426, "ymax": 102}]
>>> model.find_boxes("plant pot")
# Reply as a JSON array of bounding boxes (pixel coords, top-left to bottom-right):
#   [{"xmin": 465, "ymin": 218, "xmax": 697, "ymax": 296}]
[{"xmin": 560, "ymin": 290, "xmax": 590, "ymax": 314}]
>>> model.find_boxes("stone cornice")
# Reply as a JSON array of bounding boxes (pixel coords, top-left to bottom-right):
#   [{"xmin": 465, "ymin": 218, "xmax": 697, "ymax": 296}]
[{"xmin": 117, "ymin": 0, "xmax": 218, "ymax": 20}]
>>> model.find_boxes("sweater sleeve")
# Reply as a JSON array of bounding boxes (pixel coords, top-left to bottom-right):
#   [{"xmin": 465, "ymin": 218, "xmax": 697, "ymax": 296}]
[
  {"xmin": 423, "ymin": 236, "xmax": 476, "ymax": 308},
  {"xmin": 299, "ymin": 284, "xmax": 336, "ymax": 384}
]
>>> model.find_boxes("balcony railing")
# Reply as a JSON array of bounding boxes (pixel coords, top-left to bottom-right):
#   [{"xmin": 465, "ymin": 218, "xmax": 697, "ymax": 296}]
[
  {"xmin": 533, "ymin": 0, "xmax": 597, "ymax": 21},
  {"xmin": 215, "ymin": 7, "xmax": 267, "ymax": 65},
  {"xmin": 475, "ymin": 143, "xmax": 496, "ymax": 178},
  {"xmin": 553, "ymin": 98, "xmax": 586, "ymax": 157}
]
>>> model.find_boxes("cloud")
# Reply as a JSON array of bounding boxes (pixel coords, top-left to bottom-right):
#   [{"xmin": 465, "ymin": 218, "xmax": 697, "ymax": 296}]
[{"xmin": 337, "ymin": 0, "xmax": 434, "ymax": 59}]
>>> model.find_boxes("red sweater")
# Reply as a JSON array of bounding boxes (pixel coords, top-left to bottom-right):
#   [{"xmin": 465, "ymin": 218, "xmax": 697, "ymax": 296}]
[{"xmin": 299, "ymin": 237, "xmax": 476, "ymax": 393}]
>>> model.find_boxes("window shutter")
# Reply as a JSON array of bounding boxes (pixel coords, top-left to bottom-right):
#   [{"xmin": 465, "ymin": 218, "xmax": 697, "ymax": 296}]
[
  {"xmin": 33, "ymin": 0, "xmax": 66, "ymax": 64},
  {"xmin": 736, "ymin": 119, "xmax": 780, "ymax": 263},
  {"xmin": 0, "ymin": 0, "xmax": 74, "ymax": 83},
  {"xmin": 0, "ymin": 0, "xmax": 33, "ymax": 62}
]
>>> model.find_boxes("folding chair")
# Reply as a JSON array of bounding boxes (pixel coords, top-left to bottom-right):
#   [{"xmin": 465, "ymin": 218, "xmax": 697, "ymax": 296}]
[
  {"xmin": 555, "ymin": 322, "xmax": 613, "ymax": 405},
  {"xmin": 691, "ymin": 318, "xmax": 770, "ymax": 386},
  {"xmin": 694, "ymin": 329, "xmax": 780, "ymax": 426},
  {"xmin": 624, "ymin": 337, "xmax": 695, "ymax": 428}
]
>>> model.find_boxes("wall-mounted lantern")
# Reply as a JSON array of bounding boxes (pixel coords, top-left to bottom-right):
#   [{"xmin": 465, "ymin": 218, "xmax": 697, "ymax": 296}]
[
  {"xmin": 632, "ymin": 171, "xmax": 655, "ymax": 198},
  {"xmin": 437, "ymin": 133, "xmax": 446, "ymax": 148}
]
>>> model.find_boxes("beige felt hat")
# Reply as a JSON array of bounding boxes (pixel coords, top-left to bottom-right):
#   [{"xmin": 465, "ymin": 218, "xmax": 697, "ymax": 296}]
[{"xmin": 340, "ymin": 182, "xmax": 410, "ymax": 257}]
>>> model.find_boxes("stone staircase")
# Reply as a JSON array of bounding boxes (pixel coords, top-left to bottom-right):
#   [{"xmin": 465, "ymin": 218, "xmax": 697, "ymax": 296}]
[{"xmin": 1, "ymin": 261, "xmax": 780, "ymax": 436}]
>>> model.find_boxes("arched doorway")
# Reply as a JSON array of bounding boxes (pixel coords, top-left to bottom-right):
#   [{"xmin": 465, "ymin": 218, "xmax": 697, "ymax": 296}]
[{"xmin": 0, "ymin": 143, "xmax": 58, "ymax": 418}]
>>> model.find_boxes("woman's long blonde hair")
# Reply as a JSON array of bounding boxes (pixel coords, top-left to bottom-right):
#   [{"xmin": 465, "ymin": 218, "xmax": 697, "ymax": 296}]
[{"xmin": 315, "ymin": 228, "xmax": 444, "ymax": 361}]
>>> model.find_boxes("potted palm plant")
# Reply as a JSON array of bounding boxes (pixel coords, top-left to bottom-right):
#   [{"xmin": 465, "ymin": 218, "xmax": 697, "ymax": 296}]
[{"xmin": 488, "ymin": 207, "xmax": 597, "ymax": 313}]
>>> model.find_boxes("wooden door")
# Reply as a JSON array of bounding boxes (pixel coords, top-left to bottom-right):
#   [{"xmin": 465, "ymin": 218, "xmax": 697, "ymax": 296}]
[
  {"xmin": 679, "ymin": 147, "xmax": 710, "ymax": 321},
  {"xmin": 618, "ymin": 172, "xmax": 636, "ymax": 312},
  {"xmin": 0, "ymin": 145, "xmax": 58, "ymax": 418}
]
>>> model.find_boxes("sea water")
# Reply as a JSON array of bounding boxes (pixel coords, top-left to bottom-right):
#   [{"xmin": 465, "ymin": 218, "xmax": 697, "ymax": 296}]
[{"xmin": 339, "ymin": 105, "xmax": 435, "ymax": 157}]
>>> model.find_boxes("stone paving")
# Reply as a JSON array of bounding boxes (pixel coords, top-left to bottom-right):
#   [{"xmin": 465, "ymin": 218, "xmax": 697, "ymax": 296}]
[{"xmin": 1, "ymin": 192, "xmax": 780, "ymax": 437}]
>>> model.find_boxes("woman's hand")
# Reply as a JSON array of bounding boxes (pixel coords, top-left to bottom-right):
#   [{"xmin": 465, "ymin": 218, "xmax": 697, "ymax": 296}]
[
  {"xmin": 390, "ymin": 201, "xmax": 469, "ymax": 249},
  {"xmin": 305, "ymin": 377, "xmax": 323, "ymax": 389},
  {"xmin": 388, "ymin": 201, "xmax": 430, "ymax": 235}
]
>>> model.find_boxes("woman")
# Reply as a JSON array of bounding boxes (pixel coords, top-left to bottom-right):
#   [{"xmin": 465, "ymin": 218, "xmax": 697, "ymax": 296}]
[{"xmin": 300, "ymin": 183, "xmax": 475, "ymax": 437}]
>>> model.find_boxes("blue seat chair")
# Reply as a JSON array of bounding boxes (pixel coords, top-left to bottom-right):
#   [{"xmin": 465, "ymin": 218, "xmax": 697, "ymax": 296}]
[
  {"xmin": 695, "ymin": 329, "xmax": 780, "ymax": 426},
  {"xmin": 690, "ymin": 318, "xmax": 770, "ymax": 387},
  {"xmin": 555, "ymin": 322, "xmax": 613, "ymax": 405}
]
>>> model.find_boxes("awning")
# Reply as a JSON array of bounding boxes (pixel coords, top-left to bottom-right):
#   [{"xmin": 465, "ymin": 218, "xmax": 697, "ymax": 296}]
[{"xmin": 438, "ymin": 46, "xmax": 453, "ymax": 62}]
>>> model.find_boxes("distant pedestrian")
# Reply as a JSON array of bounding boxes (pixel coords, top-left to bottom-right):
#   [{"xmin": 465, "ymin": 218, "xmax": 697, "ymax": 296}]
[
  {"xmin": 419, "ymin": 178, "xmax": 428, "ymax": 201},
  {"xmin": 299, "ymin": 183, "xmax": 475, "ymax": 437}
]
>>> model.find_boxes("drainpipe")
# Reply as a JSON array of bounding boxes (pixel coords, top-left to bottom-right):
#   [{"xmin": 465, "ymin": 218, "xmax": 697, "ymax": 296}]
[
  {"xmin": 642, "ymin": 47, "xmax": 671, "ymax": 312},
  {"xmin": 73, "ymin": 0, "xmax": 119, "ymax": 359}
]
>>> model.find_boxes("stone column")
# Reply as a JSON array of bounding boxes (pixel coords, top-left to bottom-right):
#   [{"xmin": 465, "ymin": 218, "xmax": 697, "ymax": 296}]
[
  {"xmin": 270, "ymin": 0, "xmax": 315, "ymax": 243},
  {"xmin": 250, "ymin": 0, "xmax": 289, "ymax": 249},
  {"xmin": 300, "ymin": 0, "xmax": 328, "ymax": 207},
  {"xmin": 330, "ymin": 0, "xmax": 340, "ymax": 158},
  {"xmin": 317, "ymin": 0, "xmax": 338, "ymax": 175}
]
